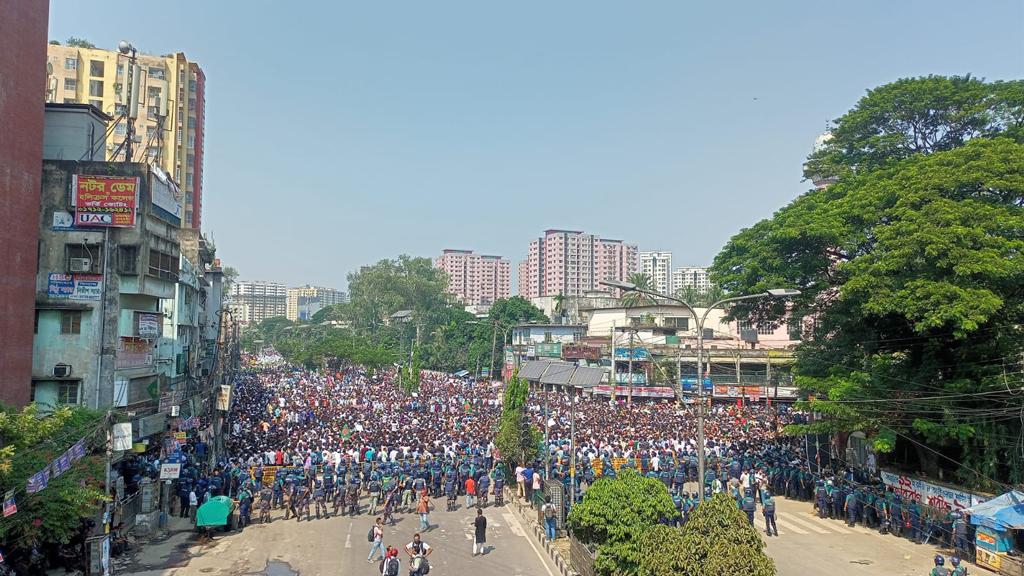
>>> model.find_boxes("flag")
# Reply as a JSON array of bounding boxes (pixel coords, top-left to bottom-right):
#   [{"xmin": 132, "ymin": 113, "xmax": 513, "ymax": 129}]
[
  {"xmin": 341, "ymin": 425, "xmax": 352, "ymax": 440},
  {"xmin": 3, "ymin": 491, "xmax": 16, "ymax": 517}
]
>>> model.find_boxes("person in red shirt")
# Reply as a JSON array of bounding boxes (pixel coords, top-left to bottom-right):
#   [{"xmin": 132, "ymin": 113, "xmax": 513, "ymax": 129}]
[
  {"xmin": 275, "ymin": 449, "xmax": 283, "ymax": 466},
  {"xmin": 465, "ymin": 477, "xmax": 476, "ymax": 509}
]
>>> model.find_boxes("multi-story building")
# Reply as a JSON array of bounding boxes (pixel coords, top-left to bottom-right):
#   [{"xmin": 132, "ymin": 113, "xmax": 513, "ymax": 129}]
[
  {"xmin": 518, "ymin": 230, "xmax": 637, "ymax": 298},
  {"xmin": 45, "ymin": 43, "xmax": 206, "ymax": 229},
  {"xmin": 286, "ymin": 285, "xmax": 348, "ymax": 321},
  {"xmin": 0, "ymin": 0, "xmax": 49, "ymax": 406},
  {"xmin": 639, "ymin": 251, "xmax": 673, "ymax": 295},
  {"xmin": 436, "ymin": 250, "xmax": 511, "ymax": 306},
  {"xmin": 672, "ymin": 266, "xmax": 712, "ymax": 293},
  {"xmin": 230, "ymin": 281, "xmax": 287, "ymax": 324}
]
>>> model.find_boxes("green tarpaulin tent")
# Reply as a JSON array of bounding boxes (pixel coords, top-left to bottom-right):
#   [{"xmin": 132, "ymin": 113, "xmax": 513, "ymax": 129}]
[{"xmin": 196, "ymin": 496, "xmax": 235, "ymax": 528}]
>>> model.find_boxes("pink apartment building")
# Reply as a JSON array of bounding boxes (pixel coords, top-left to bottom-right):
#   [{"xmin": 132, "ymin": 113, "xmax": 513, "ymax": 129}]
[
  {"xmin": 518, "ymin": 230, "xmax": 638, "ymax": 298},
  {"xmin": 436, "ymin": 250, "xmax": 511, "ymax": 306}
]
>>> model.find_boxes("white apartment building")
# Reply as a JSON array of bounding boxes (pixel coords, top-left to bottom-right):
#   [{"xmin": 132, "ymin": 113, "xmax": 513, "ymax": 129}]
[
  {"xmin": 286, "ymin": 285, "xmax": 348, "ymax": 321},
  {"xmin": 229, "ymin": 280, "xmax": 287, "ymax": 324},
  {"xmin": 639, "ymin": 251, "xmax": 673, "ymax": 295},
  {"xmin": 436, "ymin": 249, "xmax": 511, "ymax": 306},
  {"xmin": 672, "ymin": 266, "xmax": 712, "ymax": 293}
]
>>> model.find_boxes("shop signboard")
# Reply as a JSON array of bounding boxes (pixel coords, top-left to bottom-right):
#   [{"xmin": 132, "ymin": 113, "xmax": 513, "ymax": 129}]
[
  {"xmin": 562, "ymin": 345, "xmax": 601, "ymax": 361},
  {"xmin": 72, "ymin": 175, "xmax": 139, "ymax": 228},
  {"xmin": 159, "ymin": 462, "xmax": 181, "ymax": 479},
  {"xmin": 535, "ymin": 342, "xmax": 562, "ymax": 358},
  {"xmin": 712, "ymin": 385, "xmax": 763, "ymax": 399},
  {"xmin": 614, "ymin": 347, "xmax": 651, "ymax": 361},
  {"xmin": 136, "ymin": 313, "xmax": 161, "ymax": 338},
  {"xmin": 591, "ymin": 385, "xmax": 675, "ymax": 398},
  {"xmin": 680, "ymin": 377, "xmax": 713, "ymax": 393},
  {"xmin": 47, "ymin": 273, "xmax": 102, "ymax": 301},
  {"xmin": 116, "ymin": 337, "xmax": 154, "ymax": 369}
]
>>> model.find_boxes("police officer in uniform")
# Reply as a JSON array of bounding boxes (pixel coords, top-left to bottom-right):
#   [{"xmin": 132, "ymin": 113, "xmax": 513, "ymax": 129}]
[
  {"xmin": 258, "ymin": 486, "xmax": 273, "ymax": 524},
  {"xmin": 741, "ymin": 488, "xmax": 757, "ymax": 525},
  {"xmin": 313, "ymin": 480, "xmax": 328, "ymax": 519},
  {"xmin": 762, "ymin": 491, "xmax": 778, "ymax": 536}
]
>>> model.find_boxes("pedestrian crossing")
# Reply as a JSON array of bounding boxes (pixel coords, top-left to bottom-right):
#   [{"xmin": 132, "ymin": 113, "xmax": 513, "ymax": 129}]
[{"xmin": 767, "ymin": 511, "xmax": 878, "ymax": 537}]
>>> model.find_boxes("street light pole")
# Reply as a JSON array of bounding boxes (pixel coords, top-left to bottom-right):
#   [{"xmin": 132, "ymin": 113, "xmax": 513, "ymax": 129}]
[{"xmin": 600, "ymin": 280, "xmax": 800, "ymax": 505}]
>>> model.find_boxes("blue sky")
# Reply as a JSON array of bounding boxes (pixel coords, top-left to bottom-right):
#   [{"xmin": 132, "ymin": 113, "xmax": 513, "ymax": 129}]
[{"xmin": 49, "ymin": 1, "xmax": 1024, "ymax": 291}]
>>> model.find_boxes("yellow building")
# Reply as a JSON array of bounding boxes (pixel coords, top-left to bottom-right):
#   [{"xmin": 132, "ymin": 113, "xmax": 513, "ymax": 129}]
[
  {"xmin": 45, "ymin": 43, "xmax": 206, "ymax": 229},
  {"xmin": 287, "ymin": 286, "xmax": 348, "ymax": 321}
]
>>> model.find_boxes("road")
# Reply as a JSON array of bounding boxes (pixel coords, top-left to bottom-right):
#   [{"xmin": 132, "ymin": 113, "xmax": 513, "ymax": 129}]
[
  {"xmin": 762, "ymin": 496, "xmax": 995, "ymax": 576},
  {"xmin": 123, "ymin": 497, "xmax": 560, "ymax": 576}
]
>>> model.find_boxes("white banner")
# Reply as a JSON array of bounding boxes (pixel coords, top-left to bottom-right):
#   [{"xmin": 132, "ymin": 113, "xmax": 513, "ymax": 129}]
[
  {"xmin": 879, "ymin": 470, "xmax": 984, "ymax": 510},
  {"xmin": 112, "ymin": 423, "xmax": 133, "ymax": 451}
]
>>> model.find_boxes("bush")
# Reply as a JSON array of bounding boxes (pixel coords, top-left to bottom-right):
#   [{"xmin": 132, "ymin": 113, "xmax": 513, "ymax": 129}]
[{"xmin": 677, "ymin": 493, "xmax": 775, "ymax": 576}]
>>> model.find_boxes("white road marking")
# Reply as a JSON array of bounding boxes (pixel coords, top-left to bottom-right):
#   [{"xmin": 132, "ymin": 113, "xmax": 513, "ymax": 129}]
[
  {"xmin": 782, "ymin": 513, "xmax": 833, "ymax": 534},
  {"xmin": 774, "ymin": 517, "xmax": 810, "ymax": 534},
  {"xmin": 800, "ymin": 513, "xmax": 852, "ymax": 534},
  {"xmin": 345, "ymin": 521, "xmax": 352, "ymax": 548}
]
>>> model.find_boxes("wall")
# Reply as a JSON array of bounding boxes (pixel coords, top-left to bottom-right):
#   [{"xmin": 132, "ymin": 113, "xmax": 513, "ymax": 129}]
[{"xmin": 0, "ymin": 0, "xmax": 49, "ymax": 406}]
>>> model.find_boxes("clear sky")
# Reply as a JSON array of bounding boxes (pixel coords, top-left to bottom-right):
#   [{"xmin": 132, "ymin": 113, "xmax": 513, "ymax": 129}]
[{"xmin": 49, "ymin": 1, "xmax": 1024, "ymax": 291}]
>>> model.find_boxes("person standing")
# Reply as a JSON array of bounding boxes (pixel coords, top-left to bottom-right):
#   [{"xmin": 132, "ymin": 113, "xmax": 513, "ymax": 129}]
[
  {"xmin": 472, "ymin": 508, "xmax": 487, "ymax": 556},
  {"xmin": 761, "ymin": 491, "xmax": 778, "ymax": 537},
  {"xmin": 188, "ymin": 488, "xmax": 198, "ymax": 524},
  {"xmin": 405, "ymin": 533, "xmax": 433, "ymax": 576},
  {"xmin": 541, "ymin": 497, "xmax": 557, "ymax": 540},
  {"xmin": 367, "ymin": 517, "xmax": 385, "ymax": 563},
  {"xmin": 516, "ymin": 465, "xmax": 526, "ymax": 499},
  {"xmin": 465, "ymin": 476, "xmax": 476, "ymax": 509},
  {"xmin": 416, "ymin": 491, "xmax": 432, "ymax": 531}
]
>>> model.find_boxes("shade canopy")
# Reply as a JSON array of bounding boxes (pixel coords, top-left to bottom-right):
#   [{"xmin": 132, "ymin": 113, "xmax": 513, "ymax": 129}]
[
  {"xmin": 196, "ymin": 495, "xmax": 235, "ymax": 527},
  {"xmin": 964, "ymin": 490, "xmax": 1024, "ymax": 531}
]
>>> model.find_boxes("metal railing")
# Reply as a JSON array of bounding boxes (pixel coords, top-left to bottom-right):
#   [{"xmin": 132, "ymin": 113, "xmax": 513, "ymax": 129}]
[{"xmin": 118, "ymin": 492, "xmax": 143, "ymax": 535}]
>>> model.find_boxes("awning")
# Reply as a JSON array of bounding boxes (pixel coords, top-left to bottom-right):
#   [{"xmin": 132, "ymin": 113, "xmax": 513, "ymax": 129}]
[
  {"xmin": 965, "ymin": 490, "xmax": 1024, "ymax": 531},
  {"xmin": 517, "ymin": 361, "xmax": 551, "ymax": 381},
  {"xmin": 569, "ymin": 366, "xmax": 605, "ymax": 388},
  {"xmin": 454, "ymin": 370, "xmax": 470, "ymax": 377},
  {"xmin": 540, "ymin": 363, "xmax": 575, "ymax": 386}
]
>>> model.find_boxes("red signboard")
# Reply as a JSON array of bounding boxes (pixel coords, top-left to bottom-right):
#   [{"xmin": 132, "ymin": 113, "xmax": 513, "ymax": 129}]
[
  {"xmin": 562, "ymin": 345, "xmax": 601, "ymax": 361},
  {"xmin": 713, "ymin": 385, "xmax": 763, "ymax": 399},
  {"xmin": 72, "ymin": 175, "xmax": 139, "ymax": 227}
]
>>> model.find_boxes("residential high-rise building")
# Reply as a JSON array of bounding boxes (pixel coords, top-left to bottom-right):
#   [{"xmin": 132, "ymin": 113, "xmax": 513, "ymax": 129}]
[
  {"xmin": 639, "ymin": 251, "xmax": 673, "ymax": 295},
  {"xmin": 672, "ymin": 266, "xmax": 713, "ymax": 293},
  {"xmin": 0, "ymin": 0, "xmax": 49, "ymax": 406},
  {"xmin": 230, "ymin": 281, "xmax": 287, "ymax": 324},
  {"xmin": 45, "ymin": 44, "xmax": 206, "ymax": 229},
  {"xmin": 436, "ymin": 250, "xmax": 511, "ymax": 306},
  {"xmin": 286, "ymin": 285, "xmax": 348, "ymax": 321},
  {"xmin": 518, "ymin": 230, "xmax": 638, "ymax": 298}
]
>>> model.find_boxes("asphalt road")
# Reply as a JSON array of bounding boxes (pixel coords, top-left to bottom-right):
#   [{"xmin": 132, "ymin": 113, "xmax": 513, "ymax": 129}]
[{"xmin": 124, "ymin": 496, "xmax": 560, "ymax": 576}]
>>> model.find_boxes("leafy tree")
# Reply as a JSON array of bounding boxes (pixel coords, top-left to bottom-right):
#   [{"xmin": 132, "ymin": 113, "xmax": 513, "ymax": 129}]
[
  {"xmin": 493, "ymin": 373, "xmax": 540, "ymax": 469},
  {"xmin": 620, "ymin": 272, "xmax": 656, "ymax": 308},
  {"xmin": 636, "ymin": 524, "xmax": 687, "ymax": 576},
  {"xmin": 676, "ymin": 493, "xmax": 775, "ymax": 576},
  {"xmin": 48, "ymin": 40, "xmax": 61, "ymax": 45},
  {"xmin": 711, "ymin": 75, "xmax": 1024, "ymax": 486},
  {"xmin": 310, "ymin": 302, "xmax": 352, "ymax": 324},
  {"xmin": 346, "ymin": 255, "xmax": 451, "ymax": 333},
  {"xmin": 675, "ymin": 284, "xmax": 725, "ymax": 308},
  {"xmin": 221, "ymin": 266, "xmax": 239, "ymax": 295},
  {"xmin": 566, "ymin": 468, "xmax": 678, "ymax": 576},
  {"xmin": 66, "ymin": 37, "xmax": 96, "ymax": 49},
  {"xmin": 0, "ymin": 406, "xmax": 107, "ymax": 549}
]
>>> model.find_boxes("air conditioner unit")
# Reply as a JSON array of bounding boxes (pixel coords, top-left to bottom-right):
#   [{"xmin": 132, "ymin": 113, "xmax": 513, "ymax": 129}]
[
  {"xmin": 69, "ymin": 258, "xmax": 92, "ymax": 272},
  {"xmin": 53, "ymin": 364, "xmax": 72, "ymax": 378}
]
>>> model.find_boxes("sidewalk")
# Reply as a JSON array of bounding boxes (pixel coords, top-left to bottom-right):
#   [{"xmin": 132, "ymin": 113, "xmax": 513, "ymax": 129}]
[{"xmin": 505, "ymin": 489, "xmax": 577, "ymax": 576}]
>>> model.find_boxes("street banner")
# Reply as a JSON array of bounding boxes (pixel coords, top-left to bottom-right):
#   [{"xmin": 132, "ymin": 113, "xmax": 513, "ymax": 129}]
[
  {"xmin": 3, "ymin": 491, "xmax": 16, "ymax": 517},
  {"xmin": 112, "ymin": 423, "xmax": 133, "ymax": 451},
  {"xmin": 47, "ymin": 273, "xmax": 102, "ymax": 301},
  {"xmin": 879, "ymin": 470, "xmax": 984, "ymax": 509},
  {"xmin": 71, "ymin": 175, "xmax": 139, "ymax": 228}
]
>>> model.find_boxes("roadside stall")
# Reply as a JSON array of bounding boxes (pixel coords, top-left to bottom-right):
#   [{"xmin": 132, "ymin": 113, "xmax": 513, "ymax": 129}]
[{"xmin": 963, "ymin": 490, "xmax": 1024, "ymax": 575}]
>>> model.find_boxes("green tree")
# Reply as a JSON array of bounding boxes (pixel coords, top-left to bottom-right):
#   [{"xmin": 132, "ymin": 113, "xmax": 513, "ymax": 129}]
[
  {"xmin": 636, "ymin": 524, "xmax": 687, "ymax": 576},
  {"xmin": 0, "ymin": 406, "xmax": 107, "ymax": 549},
  {"xmin": 221, "ymin": 266, "xmax": 239, "ymax": 295},
  {"xmin": 676, "ymin": 493, "xmax": 775, "ymax": 576},
  {"xmin": 711, "ymin": 75, "xmax": 1024, "ymax": 487},
  {"xmin": 66, "ymin": 37, "xmax": 96, "ymax": 49},
  {"xmin": 566, "ymin": 468, "xmax": 678, "ymax": 576},
  {"xmin": 493, "ymin": 373, "xmax": 540, "ymax": 469},
  {"xmin": 620, "ymin": 272, "xmax": 656, "ymax": 308},
  {"xmin": 346, "ymin": 255, "xmax": 451, "ymax": 333}
]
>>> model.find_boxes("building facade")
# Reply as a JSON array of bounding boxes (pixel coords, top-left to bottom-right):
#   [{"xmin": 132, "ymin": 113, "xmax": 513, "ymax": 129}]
[
  {"xmin": 639, "ymin": 251, "xmax": 673, "ymax": 295},
  {"xmin": 436, "ymin": 249, "xmax": 511, "ymax": 306},
  {"xmin": 230, "ymin": 281, "xmax": 287, "ymax": 324},
  {"xmin": 45, "ymin": 44, "xmax": 206, "ymax": 229},
  {"xmin": 672, "ymin": 266, "xmax": 712, "ymax": 293},
  {"xmin": 518, "ymin": 230, "xmax": 637, "ymax": 298},
  {"xmin": 0, "ymin": 0, "xmax": 49, "ymax": 406},
  {"xmin": 286, "ymin": 285, "xmax": 348, "ymax": 321}
]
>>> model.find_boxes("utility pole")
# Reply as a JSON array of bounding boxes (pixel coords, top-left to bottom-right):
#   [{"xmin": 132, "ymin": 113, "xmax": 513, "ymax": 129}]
[
  {"xmin": 488, "ymin": 321, "xmax": 498, "ymax": 380},
  {"xmin": 627, "ymin": 329, "xmax": 634, "ymax": 405},
  {"xmin": 609, "ymin": 322, "xmax": 616, "ymax": 405},
  {"xmin": 696, "ymin": 324, "xmax": 706, "ymax": 504},
  {"xmin": 569, "ymin": 387, "xmax": 576, "ymax": 504},
  {"xmin": 118, "ymin": 41, "xmax": 139, "ymax": 162}
]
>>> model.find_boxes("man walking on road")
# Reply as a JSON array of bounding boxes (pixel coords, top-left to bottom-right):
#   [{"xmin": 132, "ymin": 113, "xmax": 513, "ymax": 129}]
[
  {"xmin": 761, "ymin": 491, "xmax": 778, "ymax": 536},
  {"xmin": 367, "ymin": 517, "xmax": 385, "ymax": 564},
  {"xmin": 416, "ymin": 491, "xmax": 432, "ymax": 531},
  {"xmin": 473, "ymin": 508, "xmax": 487, "ymax": 556}
]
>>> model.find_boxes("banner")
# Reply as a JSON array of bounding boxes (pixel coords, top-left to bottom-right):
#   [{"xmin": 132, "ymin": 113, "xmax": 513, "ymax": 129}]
[
  {"xmin": 47, "ymin": 273, "xmax": 102, "ymax": 301},
  {"xmin": 116, "ymin": 338, "xmax": 154, "ymax": 369},
  {"xmin": 879, "ymin": 470, "xmax": 983, "ymax": 510},
  {"xmin": 136, "ymin": 313, "xmax": 161, "ymax": 338},
  {"xmin": 112, "ymin": 423, "xmax": 133, "ymax": 451},
  {"xmin": 216, "ymin": 385, "xmax": 232, "ymax": 411},
  {"xmin": 591, "ymin": 385, "xmax": 675, "ymax": 398},
  {"xmin": 72, "ymin": 175, "xmax": 139, "ymax": 228},
  {"xmin": 3, "ymin": 491, "xmax": 16, "ymax": 517},
  {"xmin": 159, "ymin": 463, "xmax": 181, "ymax": 480},
  {"xmin": 713, "ymin": 385, "xmax": 764, "ymax": 399}
]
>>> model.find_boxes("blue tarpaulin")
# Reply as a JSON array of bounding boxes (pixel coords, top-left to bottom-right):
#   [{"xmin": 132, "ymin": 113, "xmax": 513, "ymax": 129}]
[{"xmin": 964, "ymin": 490, "xmax": 1024, "ymax": 531}]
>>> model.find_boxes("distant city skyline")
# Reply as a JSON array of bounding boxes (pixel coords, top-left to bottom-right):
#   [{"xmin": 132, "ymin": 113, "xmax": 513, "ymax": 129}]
[{"xmin": 46, "ymin": 1, "xmax": 1024, "ymax": 290}]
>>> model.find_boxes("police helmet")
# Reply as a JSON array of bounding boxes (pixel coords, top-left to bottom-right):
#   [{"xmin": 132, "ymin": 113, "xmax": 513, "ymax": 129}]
[{"xmin": 934, "ymin": 555, "xmax": 944, "ymax": 566}]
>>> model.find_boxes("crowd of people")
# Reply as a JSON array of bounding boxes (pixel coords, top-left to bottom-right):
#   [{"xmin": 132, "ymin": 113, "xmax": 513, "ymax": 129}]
[{"xmin": 207, "ymin": 361, "xmax": 974, "ymax": 575}]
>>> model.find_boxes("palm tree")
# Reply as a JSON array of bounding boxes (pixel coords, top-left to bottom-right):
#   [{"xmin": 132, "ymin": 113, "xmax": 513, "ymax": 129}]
[{"xmin": 620, "ymin": 272, "xmax": 657, "ymax": 308}]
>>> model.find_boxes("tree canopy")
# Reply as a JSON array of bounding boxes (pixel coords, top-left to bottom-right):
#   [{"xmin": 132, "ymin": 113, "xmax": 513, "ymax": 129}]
[
  {"xmin": 710, "ymin": 75, "xmax": 1024, "ymax": 487},
  {"xmin": 676, "ymin": 493, "xmax": 775, "ymax": 576}
]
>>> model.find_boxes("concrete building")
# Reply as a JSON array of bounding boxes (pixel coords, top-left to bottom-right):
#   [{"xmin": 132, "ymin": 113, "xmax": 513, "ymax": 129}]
[
  {"xmin": 230, "ymin": 281, "xmax": 287, "ymax": 324},
  {"xmin": 672, "ymin": 266, "xmax": 712, "ymax": 293},
  {"xmin": 639, "ymin": 251, "xmax": 673, "ymax": 295},
  {"xmin": 45, "ymin": 44, "xmax": 206, "ymax": 229},
  {"xmin": 33, "ymin": 160, "xmax": 182, "ymax": 411},
  {"xmin": 518, "ymin": 230, "xmax": 637, "ymax": 299},
  {"xmin": 436, "ymin": 249, "xmax": 511, "ymax": 306},
  {"xmin": 0, "ymin": 0, "xmax": 49, "ymax": 407},
  {"xmin": 286, "ymin": 285, "xmax": 348, "ymax": 321}
]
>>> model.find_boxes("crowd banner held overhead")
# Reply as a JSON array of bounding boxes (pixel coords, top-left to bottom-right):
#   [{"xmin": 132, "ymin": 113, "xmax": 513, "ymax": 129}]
[{"xmin": 71, "ymin": 175, "xmax": 140, "ymax": 228}]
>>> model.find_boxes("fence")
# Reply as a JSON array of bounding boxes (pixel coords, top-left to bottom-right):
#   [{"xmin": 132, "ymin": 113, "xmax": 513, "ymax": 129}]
[
  {"xmin": 118, "ymin": 492, "xmax": 143, "ymax": 535},
  {"xmin": 568, "ymin": 533, "xmax": 597, "ymax": 576}
]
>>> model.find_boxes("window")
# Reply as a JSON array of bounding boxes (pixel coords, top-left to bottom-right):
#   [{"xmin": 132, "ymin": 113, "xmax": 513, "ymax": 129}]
[
  {"xmin": 64, "ymin": 57, "xmax": 77, "ymax": 70},
  {"xmin": 664, "ymin": 317, "xmax": 690, "ymax": 330},
  {"xmin": 114, "ymin": 123, "xmax": 126, "ymax": 136},
  {"xmin": 89, "ymin": 99, "xmax": 103, "ymax": 110},
  {"xmin": 186, "ymin": 154, "xmax": 194, "ymax": 167},
  {"xmin": 88, "ymin": 80, "xmax": 103, "ymax": 97},
  {"xmin": 113, "ymin": 82, "xmax": 122, "ymax": 94},
  {"xmin": 64, "ymin": 78, "xmax": 77, "ymax": 91},
  {"xmin": 148, "ymin": 249, "xmax": 179, "ymax": 280},
  {"xmin": 185, "ymin": 173, "xmax": 193, "ymax": 186},
  {"xmin": 118, "ymin": 245, "xmax": 139, "ymax": 274},
  {"xmin": 176, "ymin": 129, "xmax": 182, "ymax": 144},
  {"xmin": 147, "ymin": 86, "xmax": 161, "ymax": 99},
  {"xmin": 739, "ymin": 320, "xmax": 776, "ymax": 336},
  {"xmin": 60, "ymin": 311, "xmax": 82, "ymax": 334},
  {"xmin": 146, "ymin": 126, "xmax": 157, "ymax": 138},
  {"xmin": 89, "ymin": 60, "xmax": 104, "ymax": 77},
  {"xmin": 116, "ymin": 64, "xmax": 123, "ymax": 78},
  {"xmin": 185, "ymin": 211, "xmax": 193, "ymax": 226},
  {"xmin": 187, "ymin": 117, "xmax": 195, "ymax": 129},
  {"xmin": 148, "ymin": 66, "xmax": 165, "ymax": 79},
  {"xmin": 114, "ymin": 103, "xmax": 126, "ymax": 116},
  {"xmin": 58, "ymin": 382, "xmax": 81, "ymax": 405},
  {"xmin": 188, "ymin": 98, "xmax": 196, "ymax": 110},
  {"xmin": 189, "ymin": 80, "xmax": 197, "ymax": 92},
  {"xmin": 66, "ymin": 243, "xmax": 102, "ymax": 274}
]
